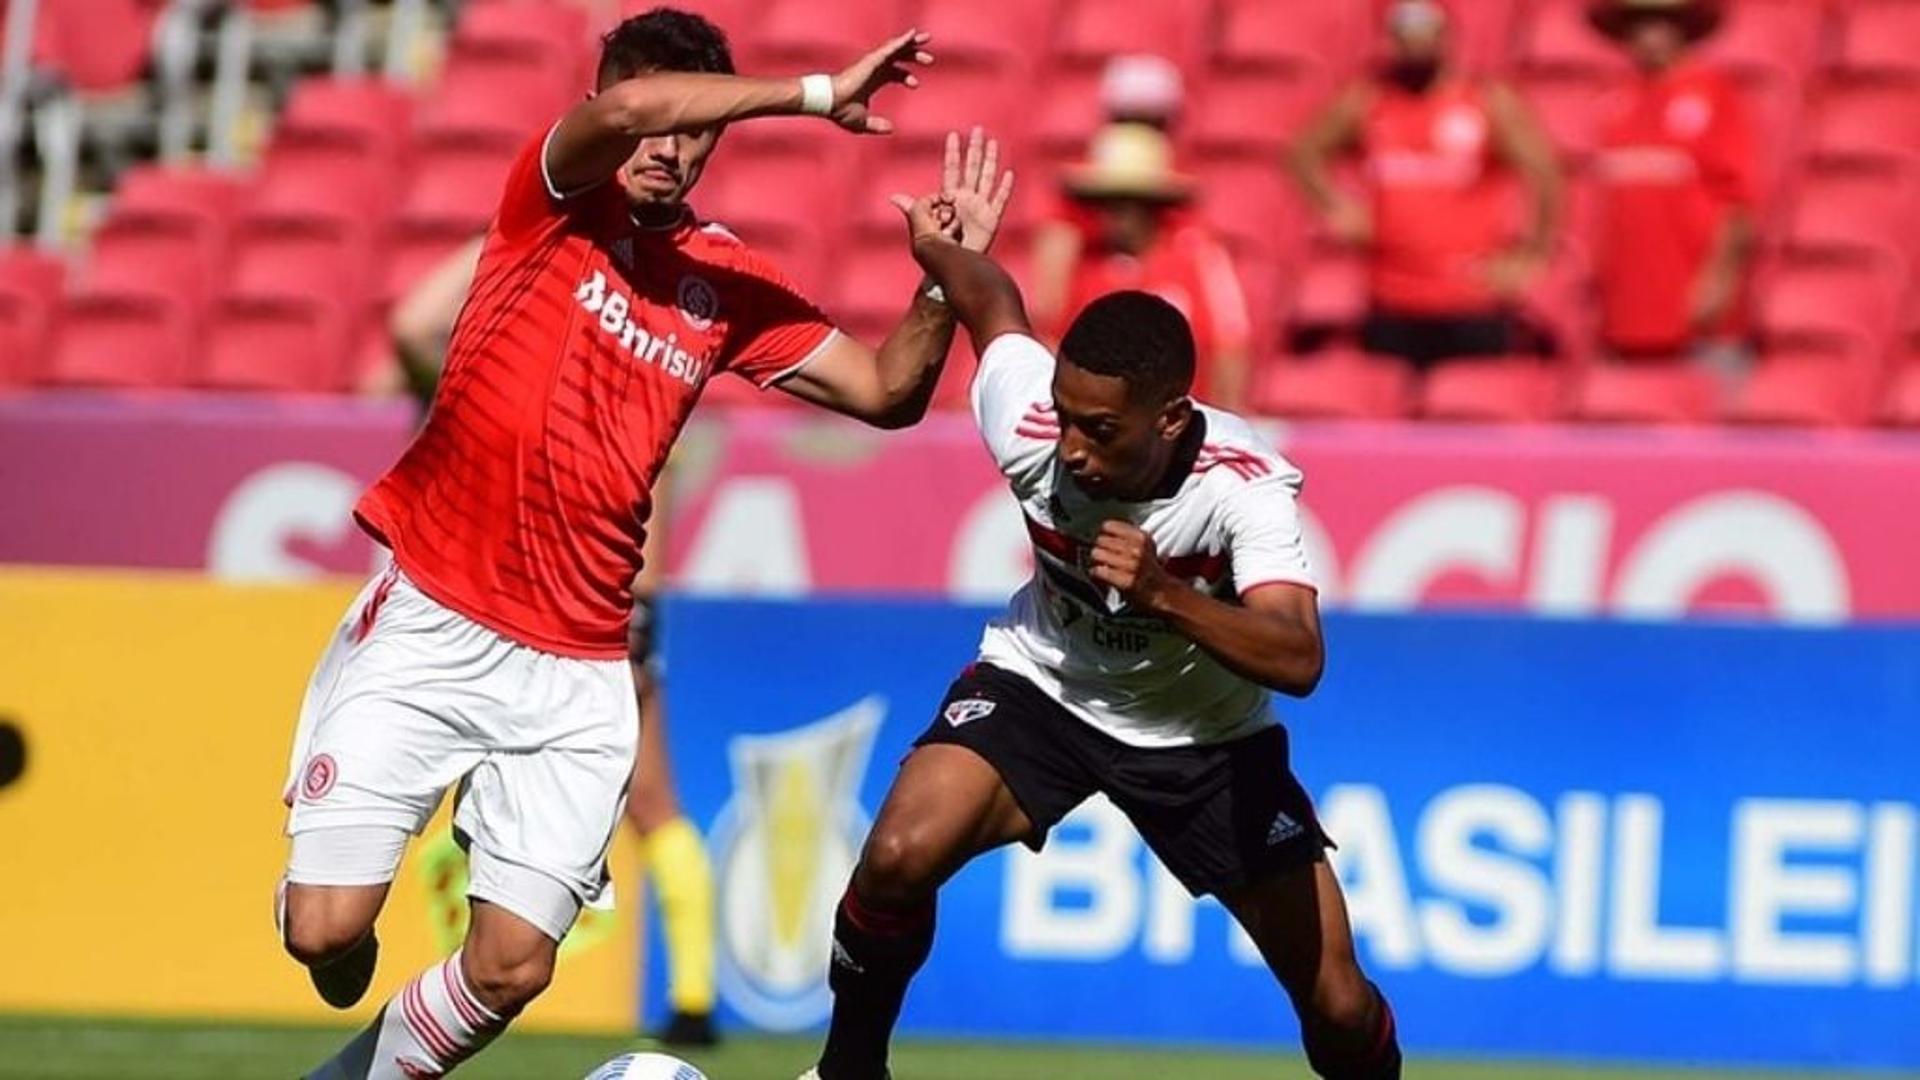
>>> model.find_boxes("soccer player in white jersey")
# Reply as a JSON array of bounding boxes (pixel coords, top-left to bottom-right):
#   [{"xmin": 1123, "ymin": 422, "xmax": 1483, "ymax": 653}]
[{"xmin": 803, "ymin": 199, "xmax": 1402, "ymax": 1080}]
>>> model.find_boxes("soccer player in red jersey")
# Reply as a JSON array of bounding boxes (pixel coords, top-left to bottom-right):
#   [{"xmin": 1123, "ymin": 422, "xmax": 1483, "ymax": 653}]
[{"xmin": 277, "ymin": 10, "xmax": 1013, "ymax": 1077}]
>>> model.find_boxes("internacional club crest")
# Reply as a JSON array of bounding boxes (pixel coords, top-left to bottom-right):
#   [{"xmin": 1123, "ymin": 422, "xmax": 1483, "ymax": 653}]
[
  {"xmin": 678, "ymin": 274, "xmax": 719, "ymax": 330},
  {"xmin": 709, "ymin": 697, "xmax": 884, "ymax": 1030}
]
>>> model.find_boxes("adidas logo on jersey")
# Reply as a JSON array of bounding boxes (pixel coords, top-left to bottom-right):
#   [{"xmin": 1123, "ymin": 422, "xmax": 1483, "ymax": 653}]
[{"xmin": 1267, "ymin": 811, "xmax": 1305, "ymax": 847}]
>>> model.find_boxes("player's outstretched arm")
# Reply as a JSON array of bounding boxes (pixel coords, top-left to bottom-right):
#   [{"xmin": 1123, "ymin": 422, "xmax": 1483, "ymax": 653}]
[
  {"xmin": 1089, "ymin": 522, "xmax": 1325, "ymax": 697},
  {"xmin": 545, "ymin": 30, "xmax": 933, "ymax": 194}
]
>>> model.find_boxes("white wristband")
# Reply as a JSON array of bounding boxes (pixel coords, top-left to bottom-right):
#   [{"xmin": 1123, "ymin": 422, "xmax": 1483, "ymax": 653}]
[{"xmin": 799, "ymin": 74, "xmax": 835, "ymax": 117}]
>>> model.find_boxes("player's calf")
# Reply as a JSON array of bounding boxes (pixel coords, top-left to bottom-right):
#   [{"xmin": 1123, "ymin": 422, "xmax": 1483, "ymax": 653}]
[{"xmin": 1299, "ymin": 973, "xmax": 1400, "ymax": 1080}]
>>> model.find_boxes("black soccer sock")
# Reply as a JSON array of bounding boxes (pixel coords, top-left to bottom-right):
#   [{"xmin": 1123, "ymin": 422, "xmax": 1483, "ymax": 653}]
[
  {"xmin": 816, "ymin": 885, "xmax": 936, "ymax": 1080},
  {"xmin": 1304, "ymin": 981, "xmax": 1401, "ymax": 1080}
]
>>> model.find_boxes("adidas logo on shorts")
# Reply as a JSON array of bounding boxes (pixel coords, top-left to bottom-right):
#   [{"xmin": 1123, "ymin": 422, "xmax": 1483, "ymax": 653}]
[{"xmin": 1266, "ymin": 811, "xmax": 1305, "ymax": 847}]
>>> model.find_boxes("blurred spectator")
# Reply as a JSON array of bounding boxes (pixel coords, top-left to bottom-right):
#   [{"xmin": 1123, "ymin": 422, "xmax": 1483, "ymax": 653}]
[
  {"xmin": 1030, "ymin": 55, "xmax": 1187, "ymax": 353},
  {"xmin": 390, "ymin": 236, "xmax": 485, "ymax": 405},
  {"xmin": 1038, "ymin": 123, "xmax": 1254, "ymax": 409},
  {"xmin": 1287, "ymin": 0, "xmax": 1562, "ymax": 370},
  {"xmin": 1588, "ymin": 0, "xmax": 1755, "ymax": 366}
]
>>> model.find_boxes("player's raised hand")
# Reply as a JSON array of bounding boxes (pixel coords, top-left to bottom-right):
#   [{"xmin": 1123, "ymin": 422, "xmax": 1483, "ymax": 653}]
[
  {"xmin": 940, "ymin": 127, "xmax": 1017, "ymax": 254},
  {"xmin": 829, "ymin": 29, "xmax": 934, "ymax": 135},
  {"xmin": 888, "ymin": 192, "xmax": 962, "ymax": 248},
  {"xmin": 1088, "ymin": 520, "xmax": 1176, "ymax": 611}
]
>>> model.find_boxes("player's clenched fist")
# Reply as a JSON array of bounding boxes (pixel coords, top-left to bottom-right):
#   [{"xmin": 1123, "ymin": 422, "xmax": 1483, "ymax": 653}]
[{"xmin": 1088, "ymin": 520, "xmax": 1176, "ymax": 611}]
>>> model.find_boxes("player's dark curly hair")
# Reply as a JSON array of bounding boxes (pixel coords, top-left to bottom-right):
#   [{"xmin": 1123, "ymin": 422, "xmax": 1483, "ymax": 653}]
[
  {"xmin": 1058, "ymin": 291, "xmax": 1196, "ymax": 403},
  {"xmin": 597, "ymin": 7, "xmax": 735, "ymax": 86}
]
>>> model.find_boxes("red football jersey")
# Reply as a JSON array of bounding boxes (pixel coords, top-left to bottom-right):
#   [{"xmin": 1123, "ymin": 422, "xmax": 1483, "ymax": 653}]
[
  {"xmin": 1360, "ymin": 79, "xmax": 1518, "ymax": 316},
  {"xmin": 1593, "ymin": 62, "xmax": 1757, "ymax": 353},
  {"xmin": 356, "ymin": 133, "xmax": 838, "ymax": 658}
]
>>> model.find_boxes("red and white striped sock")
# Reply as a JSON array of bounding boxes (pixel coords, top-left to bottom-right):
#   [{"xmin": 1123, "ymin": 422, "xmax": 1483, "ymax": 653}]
[{"xmin": 307, "ymin": 951, "xmax": 506, "ymax": 1079}]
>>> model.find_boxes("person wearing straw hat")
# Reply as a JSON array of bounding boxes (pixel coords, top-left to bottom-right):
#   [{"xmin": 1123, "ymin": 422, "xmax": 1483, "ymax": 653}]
[
  {"xmin": 1587, "ymin": 0, "xmax": 1757, "ymax": 366},
  {"xmin": 1288, "ymin": 0, "xmax": 1563, "ymax": 371},
  {"xmin": 1040, "ymin": 121, "xmax": 1254, "ymax": 409}
]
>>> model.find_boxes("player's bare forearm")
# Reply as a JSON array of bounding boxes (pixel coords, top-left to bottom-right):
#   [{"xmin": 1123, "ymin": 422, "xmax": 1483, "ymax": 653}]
[
  {"xmin": 1147, "ymin": 583, "xmax": 1324, "ymax": 697},
  {"xmin": 866, "ymin": 290, "xmax": 959, "ymax": 428},
  {"xmin": 548, "ymin": 75, "xmax": 807, "ymax": 192},
  {"xmin": 909, "ymin": 236, "xmax": 1030, "ymax": 351}
]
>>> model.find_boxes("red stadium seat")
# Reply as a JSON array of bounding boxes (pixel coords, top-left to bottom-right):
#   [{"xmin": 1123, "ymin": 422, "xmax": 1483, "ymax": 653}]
[
  {"xmin": 1214, "ymin": 0, "xmax": 1363, "ymax": 78},
  {"xmin": 827, "ymin": 240, "xmax": 923, "ymax": 350},
  {"xmin": 1448, "ymin": 0, "xmax": 1524, "ymax": 75},
  {"xmin": 114, "ymin": 165, "xmax": 250, "ymax": 225},
  {"xmin": 0, "ymin": 247, "xmax": 67, "ymax": 382},
  {"xmin": 1789, "ymin": 167, "xmax": 1920, "ymax": 265},
  {"xmin": 453, "ymin": 0, "xmax": 590, "ymax": 70},
  {"xmin": 1834, "ymin": 1, "xmax": 1920, "ymax": 81},
  {"xmin": 1727, "ymin": 353, "xmax": 1875, "ymax": 427},
  {"xmin": 253, "ymin": 142, "xmax": 401, "ymax": 228},
  {"xmin": 1052, "ymin": 0, "xmax": 1208, "ymax": 73},
  {"xmin": 416, "ymin": 56, "xmax": 576, "ymax": 150},
  {"xmin": 1254, "ymin": 352, "xmax": 1413, "ymax": 420},
  {"xmin": 43, "ymin": 294, "xmax": 193, "ymax": 388},
  {"xmin": 198, "ymin": 297, "xmax": 351, "ymax": 392},
  {"xmin": 695, "ymin": 148, "xmax": 843, "ymax": 286},
  {"xmin": 1519, "ymin": 72, "xmax": 1613, "ymax": 163},
  {"xmin": 382, "ymin": 225, "xmax": 475, "ymax": 307},
  {"xmin": 1190, "ymin": 70, "xmax": 1330, "ymax": 160},
  {"xmin": 1699, "ymin": 0, "xmax": 1824, "ymax": 85},
  {"xmin": 916, "ymin": 0, "xmax": 1057, "ymax": 72},
  {"xmin": 278, "ymin": 78, "xmax": 415, "ymax": 163},
  {"xmin": 225, "ymin": 216, "xmax": 376, "ymax": 317},
  {"xmin": 32, "ymin": 0, "xmax": 157, "ymax": 93},
  {"xmin": 0, "ymin": 248, "xmax": 66, "ymax": 306},
  {"xmin": 1031, "ymin": 69, "xmax": 1106, "ymax": 158},
  {"xmin": 1882, "ymin": 363, "xmax": 1920, "ymax": 426},
  {"xmin": 1518, "ymin": 0, "xmax": 1630, "ymax": 79},
  {"xmin": 1809, "ymin": 83, "xmax": 1920, "ymax": 167},
  {"xmin": 1192, "ymin": 160, "xmax": 1307, "ymax": 266},
  {"xmin": 398, "ymin": 146, "xmax": 518, "ymax": 236},
  {"xmin": 1571, "ymin": 363, "xmax": 1717, "ymax": 424},
  {"xmin": 1758, "ymin": 258, "xmax": 1905, "ymax": 358},
  {"xmin": 1420, "ymin": 358, "xmax": 1566, "ymax": 423},
  {"xmin": 884, "ymin": 68, "xmax": 1021, "ymax": 152},
  {"xmin": 754, "ymin": 0, "xmax": 900, "ymax": 68},
  {"xmin": 1286, "ymin": 253, "xmax": 1367, "ymax": 335},
  {"xmin": 84, "ymin": 212, "xmax": 224, "ymax": 320}
]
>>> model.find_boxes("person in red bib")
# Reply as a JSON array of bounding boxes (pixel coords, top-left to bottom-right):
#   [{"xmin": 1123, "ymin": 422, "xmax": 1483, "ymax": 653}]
[
  {"xmin": 277, "ymin": 10, "xmax": 1016, "ymax": 1079},
  {"xmin": 1588, "ymin": 0, "xmax": 1756, "ymax": 361},
  {"xmin": 1037, "ymin": 123, "xmax": 1254, "ymax": 409},
  {"xmin": 1288, "ymin": 0, "xmax": 1562, "ymax": 370}
]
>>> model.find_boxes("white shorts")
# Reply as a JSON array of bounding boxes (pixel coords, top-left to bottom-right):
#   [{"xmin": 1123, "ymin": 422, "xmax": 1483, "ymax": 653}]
[{"xmin": 282, "ymin": 566, "xmax": 639, "ymax": 924}]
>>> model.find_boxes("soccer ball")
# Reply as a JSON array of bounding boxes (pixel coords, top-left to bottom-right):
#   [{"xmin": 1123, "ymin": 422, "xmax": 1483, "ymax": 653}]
[{"xmin": 584, "ymin": 1052, "xmax": 708, "ymax": 1080}]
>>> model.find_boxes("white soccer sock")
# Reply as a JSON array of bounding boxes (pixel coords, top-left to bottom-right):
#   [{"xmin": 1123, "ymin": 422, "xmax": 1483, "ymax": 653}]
[{"xmin": 305, "ymin": 951, "xmax": 506, "ymax": 1079}]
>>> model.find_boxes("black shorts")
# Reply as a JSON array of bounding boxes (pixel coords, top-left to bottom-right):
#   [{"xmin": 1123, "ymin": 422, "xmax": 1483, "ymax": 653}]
[
  {"xmin": 1361, "ymin": 307, "xmax": 1517, "ymax": 370},
  {"xmin": 914, "ymin": 663, "xmax": 1331, "ymax": 898}
]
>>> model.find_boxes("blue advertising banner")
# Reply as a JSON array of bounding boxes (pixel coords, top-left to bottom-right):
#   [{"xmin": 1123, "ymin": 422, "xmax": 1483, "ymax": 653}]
[{"xmin": 656, "ymin": 599, "xmax": 1920, "ymax": 1069}]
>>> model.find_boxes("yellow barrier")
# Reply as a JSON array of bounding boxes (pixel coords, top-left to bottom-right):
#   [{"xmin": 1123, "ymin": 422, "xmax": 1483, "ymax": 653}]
[{"xmin": 0, "ymin": 569, "xmax": 641, "ymax": 1032}]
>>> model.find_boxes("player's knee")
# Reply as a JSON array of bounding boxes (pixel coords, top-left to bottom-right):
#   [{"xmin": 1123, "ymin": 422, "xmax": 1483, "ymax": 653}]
[
  {"xmin": 462, "ymin": 949, "xmax": 554, "ymax": 1016},
  {"xmin": 856, "ymin": 824, "xmax": 943, "ymax": 907},
  {"xmin": 281, "ymin": 903, "xmax": 368, "ymax": 968}
]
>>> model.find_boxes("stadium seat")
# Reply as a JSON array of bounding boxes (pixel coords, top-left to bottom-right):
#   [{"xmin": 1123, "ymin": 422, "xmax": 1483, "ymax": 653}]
[
  {"xmin": 382, "ymin": 225, "xmax": 474, "ymax": 307},
  {"xmin": 1447, "ymin": 0, "xmax": 1524, "ymax": 75},
  {"xmin": 695, "ymin": 148, "xmax": 843, "ymax": 286},
  {"xmin": 43, "ymin": 294, "xmax": 193, "ymax": 388},
  {"xmin": 1808, "ymin": 83, "xmax": 1920, "ymax": 167},
  {"xmin": 225, "ymin": 216, "xmax": 376, "ymax": 318},
  {"xmin": 198, "ymin": 297, "xmax": 350, "ymax": 392},
  {"xmin": 1192, "ymin": 160, "xmax": 1307, "ymax": 266},
  {"xmin": 883, "ymin": 68, "xmax": 1022, "ymax": 152},
  {"xmin": 1190, "ymin": 70, "xmax": 1330, "ymax": 161},
  {"xmin": 0, "ymin": 248, "xmax": 66, "ymax": 308},
  {"xmin": 1726, "ymin": 353, "xmax": 1874, "ymax": 427},
  {"xmin": 1031, "ymin": 68, "xmax": 1107, "ymax": 159},
  {"xmin": 398, "ymin": 146, "xmax": 518, "ymax": 236},
  {"xmin": 253, "ymin": 141, "xmax": 401, "ymax": 228},
  {"xmin": 277, "ymin": 78, "xmax": 415, "ymax": 164},
  {"xmin": 1518, "ymin": 0, "xmax": 1630, "ymax": 79},
  {"xmin": 1882, "ymin": 363, "xmax": 1920, "ymax": 426},
  {"xmin": 416, "ymin": 57, "xmax": 576, "ymax": 150},
  {"xmin": 84, "ymin": 212, "xmax": 224, "ymax": 320},
  {"xmin": 1833, "ymin": 1, "xmax": 1920, "ymax": 81},
  {"xmin": 1052, "ymin": 0, "xmax": 1208, "ymax": 74},
  {"xmin": 1789, "ymin": 167, "xmax": 1919, "ymax": 266},
  {"xmin": 1570, "ymin": 363, "xmax": 1718, "ymax": 424},
  {"xmin": 1699, "ymin": 0, "xmax": 1824, "ymax": 86},
  {"xmin": 452, "ymin": 0, "xmax": 590, "ymax": 71},
  {"xmin": 1519, "ymin": 72, "xmax": 1613, "ymax": 163},
  {"xmin": 1420, "ymin": 358, "xmax": 1566, "ymax": 423},
  {"xmin": 754, "ymin": 0, "xmax": 900, "ymax": 68},
  {"xmin": 1213, "ymin": 0, "xmax": 1363, "ymax": 78},
  {"xmin": 0, "ymin": 249, "xmax": 66, "ymax": 383},
  {"xmin": 114, "ymin": 165, "xmax": 251, "ymax": 224},
  {"xmin": 1758, "ymin": 258, "xmax": 1905, "ymax": 359},
  {"xmin": 916, "ymin": 0, "xmax": 1057, "ymax": 72},
  {"xmin": 828, "ymin": 240, "xmax": 925, "ymax": 352},
  {"xmin": 31, "ymin": 0, "xmax": 157, "ymax": 93},
  {"xmin": 1286, "ymin": 253, "xmax": 1367, "ymax": 336},
  {"xmin": 1254, "ymin": 352, "xmax": 1413, "ymax": 420}
]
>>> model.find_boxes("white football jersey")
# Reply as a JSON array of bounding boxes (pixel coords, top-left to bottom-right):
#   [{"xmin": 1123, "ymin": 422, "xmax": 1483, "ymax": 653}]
[{"xmin": 970, "ymin": 333, "xmax": 1317, "ymax": 748}]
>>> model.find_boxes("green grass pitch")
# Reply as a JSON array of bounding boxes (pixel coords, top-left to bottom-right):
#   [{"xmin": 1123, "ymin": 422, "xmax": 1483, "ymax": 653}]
[{"xmin": 1, "ymin": 1016, "xmax": 1913, "ymax": 1080}]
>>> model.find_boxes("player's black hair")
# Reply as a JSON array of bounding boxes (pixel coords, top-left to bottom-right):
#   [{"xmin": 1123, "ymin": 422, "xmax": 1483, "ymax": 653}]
[
  {"xmin": 1057, "ymin": 290, "xmax": 1196, "ymax": 403},
  {"xmin": 597, "ymin": 7, "xmax": 735, "ymax": 86}
]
